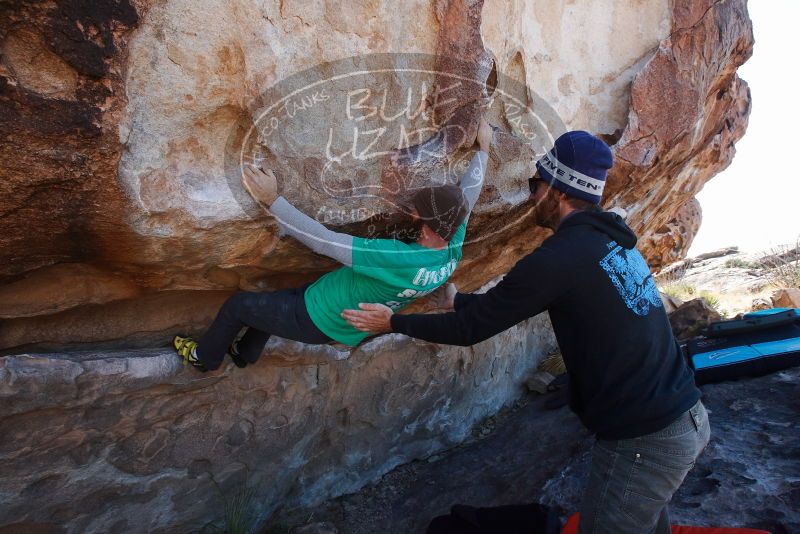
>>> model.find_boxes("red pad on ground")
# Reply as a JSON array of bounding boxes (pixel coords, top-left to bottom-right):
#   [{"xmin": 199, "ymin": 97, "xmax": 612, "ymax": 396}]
[{"xmin": 561, "ymin": 512, "xmax": 772, "ymax": 534}]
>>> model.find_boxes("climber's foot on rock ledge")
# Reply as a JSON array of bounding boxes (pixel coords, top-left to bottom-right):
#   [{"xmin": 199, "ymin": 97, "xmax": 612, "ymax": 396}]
[{"xmin": 173, "ymin": 335, "xmax": 208, "ymax": 372}]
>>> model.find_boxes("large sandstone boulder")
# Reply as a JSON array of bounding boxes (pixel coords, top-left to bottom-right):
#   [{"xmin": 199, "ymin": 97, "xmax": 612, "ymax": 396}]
[
  {"xmin": 0, "ymin": 314, "xmax": 557, "ymax": 532},
  {"xmin": 0, "ymin": 0, "xmax": 752, "ymax": 351},
  {"xmin": 641, "ymin": 198, "xmax": 703, "ymax": 271},
  {"xmin": 0, "ymin": 0, "xmax": 753, "ymax": 531}
]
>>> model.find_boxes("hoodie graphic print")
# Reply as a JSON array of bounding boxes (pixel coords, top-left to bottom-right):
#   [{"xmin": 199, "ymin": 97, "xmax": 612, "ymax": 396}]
[{"xmin": 599, "ymin": 242, "xmax": 664, "ymax": 316}]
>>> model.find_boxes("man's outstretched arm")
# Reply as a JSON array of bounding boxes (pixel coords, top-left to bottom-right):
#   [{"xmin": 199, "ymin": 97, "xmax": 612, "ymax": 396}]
[
  {"xmin": 342, "ymin": 247, "xmax": 566, "ymax": 345},
  {"xmin": 242, "ymin": 165, "xmax": 354, "ymax": 266}
]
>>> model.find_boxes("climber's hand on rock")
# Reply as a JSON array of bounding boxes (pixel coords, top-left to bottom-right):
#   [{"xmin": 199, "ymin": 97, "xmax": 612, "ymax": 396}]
[
  {"xmin": 242, "ymin": 164, "xmax": 279, "ymax": 207},
  {"xmin": 430, "ymin": 282, "xmax": 457, "ymax": 311},
  {"xmin": 341, "ymin": 303, "xmax": 393, "ymax": 334}
]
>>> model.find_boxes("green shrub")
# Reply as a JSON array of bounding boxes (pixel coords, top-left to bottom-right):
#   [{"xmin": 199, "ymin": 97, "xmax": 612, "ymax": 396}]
[
  {"xmin": 201, "ymin": 471, "xmax": 261, "ymax": 534},
  {"xmin": 221, "ymin": 484, "xmax": 258, "ymax": 534},
  {"xmin": 724, "ymin": 258, "xmax": 760, "ymax": 269}
]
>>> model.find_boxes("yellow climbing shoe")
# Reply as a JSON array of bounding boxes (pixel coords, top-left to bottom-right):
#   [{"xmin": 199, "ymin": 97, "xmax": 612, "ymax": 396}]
[{"xmin": 173, "ymin": 335, "xmax": 207, "ymax": 372}]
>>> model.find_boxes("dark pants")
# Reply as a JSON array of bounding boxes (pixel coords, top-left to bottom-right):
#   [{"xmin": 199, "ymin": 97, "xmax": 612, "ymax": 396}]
[
  {"xmin": 196, "ymin": 285, "xmax": 331, "ymax": 370},
  {"xmin": 578, "ymin": 400, "xmax": 711, "ymax": 534}
]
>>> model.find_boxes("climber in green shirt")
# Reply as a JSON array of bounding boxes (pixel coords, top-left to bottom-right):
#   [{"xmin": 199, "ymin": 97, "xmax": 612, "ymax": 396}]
[{"xmin": 172, "ymin": 118, "xmax": 492, "ymax": 371}]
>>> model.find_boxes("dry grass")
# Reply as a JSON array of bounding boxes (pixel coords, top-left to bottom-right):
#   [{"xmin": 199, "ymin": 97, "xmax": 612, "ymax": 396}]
[
  {"xmin": 661, "ymin": 282, "xmax": 696, "ymax": 301},
  {"xmin": 657, "ymin": 273, "xmax": 725, "ymax": 316},
  {"xmin": 760, "ymin": 238, "xmax": 800, "ymax": 289},
  {"xmin": 539, "ymin": 350, "xmax": 566, "ymax": 376}
]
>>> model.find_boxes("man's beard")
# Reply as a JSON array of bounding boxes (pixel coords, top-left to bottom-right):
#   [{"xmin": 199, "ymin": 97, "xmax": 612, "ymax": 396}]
[{"xmin": 532, "ymin": 193, "xmax": 560, "ymax": 230}]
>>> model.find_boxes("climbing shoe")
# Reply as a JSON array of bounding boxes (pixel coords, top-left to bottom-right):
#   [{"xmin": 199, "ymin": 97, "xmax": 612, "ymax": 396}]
[
  {"xmin": 173, "ymin": 335, "xmax": 208, "ymax": 372},
  {"xmin": 227, "ymin": 339, "xmax": 248, "ymax": 368}
]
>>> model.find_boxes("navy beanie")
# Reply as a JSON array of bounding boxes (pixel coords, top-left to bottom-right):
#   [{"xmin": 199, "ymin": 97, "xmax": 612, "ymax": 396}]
[{"xmin": 535, "ymin": 131, "xmax": 613, "ymax": 204}]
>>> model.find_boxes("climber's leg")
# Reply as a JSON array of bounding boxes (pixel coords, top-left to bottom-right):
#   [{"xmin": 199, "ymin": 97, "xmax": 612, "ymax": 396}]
[
  {"xmin": 195, "ymin": 285, "xmax": 331, "ymax": 370},
  {"xmin": 232, "ymin": 327, "xmax": 271, "ymax": 365},
  {"xmin": 194, "ymin": 291, "xmax": 262, "ymax": 370}
]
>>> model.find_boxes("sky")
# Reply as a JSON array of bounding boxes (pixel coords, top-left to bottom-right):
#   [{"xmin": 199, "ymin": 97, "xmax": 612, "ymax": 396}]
[{"xmin": 687, "ymin": 0, "xmax": 800, "ymax": 256}]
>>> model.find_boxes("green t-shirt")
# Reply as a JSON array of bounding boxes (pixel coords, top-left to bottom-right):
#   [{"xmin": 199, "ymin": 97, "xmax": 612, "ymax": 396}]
[{"xmin": 304, "ymin": 221, "xmax": 468, "ymax": 346}]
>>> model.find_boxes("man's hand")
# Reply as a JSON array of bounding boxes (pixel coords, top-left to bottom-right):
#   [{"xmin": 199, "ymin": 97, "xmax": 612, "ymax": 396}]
[
  {"xmin": 476, "ymin": 116, "xmax": 493, "ymax": 154},
  {"xmin": 242, "ymin": 165, "xmax": 279, "ymax": 207},
  {"xmin": 430, "ymin": 282, "xmax": 457, "ymax": 311},
  {"xmin": 341, "ymin": 303, "xmax": 394, "ymax": 334}
]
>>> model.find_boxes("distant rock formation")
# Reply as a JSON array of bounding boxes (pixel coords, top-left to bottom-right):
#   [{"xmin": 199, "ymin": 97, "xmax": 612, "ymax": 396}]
[{"xmin": 772, "ymin": 288, "xmax": 800, "ymax": 309}]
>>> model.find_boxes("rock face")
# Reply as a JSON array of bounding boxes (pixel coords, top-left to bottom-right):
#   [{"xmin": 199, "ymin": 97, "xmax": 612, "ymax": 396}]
[
  {"xmin": 0, "ymin": 0, "xmax": 752, "ymax": 351},
  {"xmin": 640, "ymin": 198, "xmax": 703, "ymax": 271},
  {"xmin": 0, "ymin": 0, "xmax": 754, "ymax": 532},
  {"xmin": 668, "ymin": 298, "xmax": 723, "ymax": 340},
  {"xmin": 771, "ymin": 288, "xmax": 800, "ymax": 309},
  {"xmin": 0, "ymin": 315, "xmax": 556, "ymax": 533},
  {"xmin": 603, "ymin": 0, "xmax": 752, "ymax": 271}
]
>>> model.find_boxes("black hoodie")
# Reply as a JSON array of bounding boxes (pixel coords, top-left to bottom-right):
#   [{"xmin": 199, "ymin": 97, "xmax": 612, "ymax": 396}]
[{"xmin": 391, "ymin": 210, "xmax": 700, "ymax": 440}]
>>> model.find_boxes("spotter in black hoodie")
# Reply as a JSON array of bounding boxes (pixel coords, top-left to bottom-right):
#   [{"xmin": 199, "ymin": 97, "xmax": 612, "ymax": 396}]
[{"xmin": 391, "ymin": 209, "xmax": 700, "ymax": 440}]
